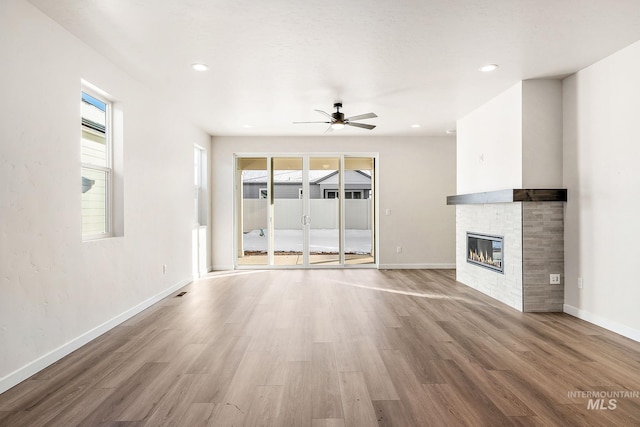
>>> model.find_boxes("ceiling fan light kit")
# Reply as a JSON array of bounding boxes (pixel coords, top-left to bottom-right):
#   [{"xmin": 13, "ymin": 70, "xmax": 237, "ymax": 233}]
[{"xmin": 294, "ymin": 102, "xmax": 377, "ymax": 132}]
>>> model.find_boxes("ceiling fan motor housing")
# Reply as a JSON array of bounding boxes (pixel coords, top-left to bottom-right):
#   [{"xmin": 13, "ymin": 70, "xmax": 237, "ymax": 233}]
[{"xmin": 332, "ymin": 102, "xmax": 344, "ymax": 122}]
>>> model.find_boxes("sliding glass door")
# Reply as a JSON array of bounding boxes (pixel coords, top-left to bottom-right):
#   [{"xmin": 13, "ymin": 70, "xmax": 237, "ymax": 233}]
[
  {"xmin": 235, "ymin": 154, "xmax": 376, "ymax": 268},
  {"xmin": 236, "ymin": 157, "xmax": 269, "ymax": 266},
  {"xmin": 309, "ymin": 157, "xmax": 341, "ymax": 265},
  {"xmin": 344, "ymin": 157, "xmax": 375, "ymax": 264},
  {"xmin": 272, "ymin": 157, "xmax": 304, "ymax": 265}
]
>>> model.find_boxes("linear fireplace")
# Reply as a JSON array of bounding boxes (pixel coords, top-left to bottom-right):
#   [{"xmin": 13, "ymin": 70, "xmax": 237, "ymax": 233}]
[{"xmin": 467, "ymin": 232, "xmax": 503, "ymax": 273}]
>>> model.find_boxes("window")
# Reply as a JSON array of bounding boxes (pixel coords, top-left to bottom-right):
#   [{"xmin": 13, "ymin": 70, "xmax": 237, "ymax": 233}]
[
  {"xmin": 81, "ymin": 89, "xmax": 112, "ymax": 238},
  {"xmin": 194, "ymin": 147, "xmax": 207, "ymax": 226},
  {"xmin": 324, "ymin": 189, "xmax": 364, "ymax": 199},
  {"xmin": 325, "ymin": 190, "xmax": 338, "ymax": 199}
]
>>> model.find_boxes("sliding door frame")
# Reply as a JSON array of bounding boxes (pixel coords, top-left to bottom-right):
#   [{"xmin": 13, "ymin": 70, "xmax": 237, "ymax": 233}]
[{"xmin": 233, "ymin": 152, "xmax": 379, "ymax": 269}]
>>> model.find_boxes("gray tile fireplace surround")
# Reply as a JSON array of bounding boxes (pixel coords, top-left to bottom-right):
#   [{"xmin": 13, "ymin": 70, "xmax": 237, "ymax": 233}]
[{"xmin": 447, "ymin": 189, "xmax": 566, "ymax": 312}]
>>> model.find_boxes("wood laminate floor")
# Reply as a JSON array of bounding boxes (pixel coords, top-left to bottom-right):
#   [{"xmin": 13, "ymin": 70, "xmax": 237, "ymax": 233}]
[{"xmin": 1, "ymin": 269, "xmax": 639, "ymax": 426}]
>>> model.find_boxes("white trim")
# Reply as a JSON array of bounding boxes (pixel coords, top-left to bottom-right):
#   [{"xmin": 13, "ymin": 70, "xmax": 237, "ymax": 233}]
[
  {"xmin": 339, "ymin": 156, "xmax": 345, "ymax": 265},
  {"xmin": 563, "ymin": 304, "xmax": 640, "ymax": 343},
  {"xmin": 379, "ymin": 263, "xmax": 456, "ymax": 269},
  {"xmin": 81, "ymin": 79, "xmax": 115, "ymax": 101},
  {"xmin": 212, "ymin": 264, "xmax": 235, "ymax": 271},
  {"xmin": 0, "ymin": 278, "xmax": 191, "ymax": 394}
]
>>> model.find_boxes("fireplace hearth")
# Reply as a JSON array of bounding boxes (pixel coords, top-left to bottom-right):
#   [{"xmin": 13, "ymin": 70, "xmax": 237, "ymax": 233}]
[{"xmin": 467, "ymin": 232, "xmax": 503, "ymax": 273}]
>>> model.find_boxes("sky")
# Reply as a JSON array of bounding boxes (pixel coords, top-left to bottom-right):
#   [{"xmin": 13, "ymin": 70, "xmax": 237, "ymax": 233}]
[{"xmin": 81, "ymin": 91, "xmax": 106, "ymax": 111}]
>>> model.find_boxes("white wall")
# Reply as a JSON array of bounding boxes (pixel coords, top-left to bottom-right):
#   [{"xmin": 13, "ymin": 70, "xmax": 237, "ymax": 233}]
[
  {"xmin": 522, "ymin": 80, "xmax": 563, "ymax": 188},
  {"xmin": 457, "ymin": 80, "xmax": 563, "ymax": 193},
  {"xmin": 0, "ymin": 0, "xmax": 210, "ymax": 392},
  {"xmin": 563, "ymin": 39, "xmax": 640, "ymax": 340},
  {"xmin": 210, "ymin": 136, "xmax": 456, "ymax": 270},
  {"xmin": 457, "ymin": 82, "xmax": 523, "ymax": 193}
]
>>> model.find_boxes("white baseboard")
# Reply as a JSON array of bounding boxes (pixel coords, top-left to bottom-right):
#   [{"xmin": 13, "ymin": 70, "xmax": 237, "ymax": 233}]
[
  {"xmin": 379, "ymin": 263, "xmax": 456, "ymax": 270},
  {"xmin": 212, "ymin": 264, "xmax": 234, "ymax": 271},
  {"xmin": 0, "ymin": 278, "xmax": 192, "ymax": 395},
  {"xmin": 563, "ymin": 304, "xmax": 640, "ymax": 342},
  {"xmin": 213, "ymin": 264, "xmax": 456, "ymax": 271}
]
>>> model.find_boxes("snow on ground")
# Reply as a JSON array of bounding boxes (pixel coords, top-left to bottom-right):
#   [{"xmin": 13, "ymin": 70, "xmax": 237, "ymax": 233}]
[{"xmin": 243, "ymin": 229, "xmax": 372, "ymax": 254}]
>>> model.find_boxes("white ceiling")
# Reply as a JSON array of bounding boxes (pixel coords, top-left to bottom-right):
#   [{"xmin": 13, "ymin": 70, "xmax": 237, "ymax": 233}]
[{"xmin": 28, "ymin": 0, "xmax": 640, "ymax": 136}]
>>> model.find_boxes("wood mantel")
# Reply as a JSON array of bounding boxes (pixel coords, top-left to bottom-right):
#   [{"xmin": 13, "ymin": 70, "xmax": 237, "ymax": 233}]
[{"xmin": 446, "ymin": 189, "xmax": 567, "ymax": 205}]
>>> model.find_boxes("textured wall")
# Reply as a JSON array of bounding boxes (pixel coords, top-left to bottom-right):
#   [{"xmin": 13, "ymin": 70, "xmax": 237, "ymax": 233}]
[
  {"xmin": 0, "ymin": 0, "xmax": 210, "ymax": 392},
  {"xmin": 522, "ymin": 202, "xmax": 565, "ymax": 312},
  {"xmin": 456, "ymin": 203, "xmax": 523, "ymax": 311}
]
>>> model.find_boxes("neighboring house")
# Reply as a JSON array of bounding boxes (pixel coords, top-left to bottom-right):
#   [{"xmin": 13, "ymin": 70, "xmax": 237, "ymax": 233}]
[
  {"xmin": 80, "ymin": 94, "xmax": 108, "ymax": 235},
  {"xmin": 242, "ymin": 169, "xmax": 372, "ymax": 199}
]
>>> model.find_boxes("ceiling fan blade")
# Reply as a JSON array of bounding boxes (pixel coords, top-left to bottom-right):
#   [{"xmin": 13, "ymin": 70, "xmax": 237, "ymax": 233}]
[
  {"xmin": 346, "ymin": 122, "xmax": 376, "ymax": 130},
  {"xmin": 324, "ymin": 125, "xmax": 334, "ymax": 133},
  {"xmin": 345, "ymin": 112, "xmax": 377, "ymax": 121},
  {"xmin": 293, "ymin": 121, "xmax": 331, "ymax": 124},
  {"xmin": 314, "ymin": 109, "xmax": 335, "ymax": 120}
]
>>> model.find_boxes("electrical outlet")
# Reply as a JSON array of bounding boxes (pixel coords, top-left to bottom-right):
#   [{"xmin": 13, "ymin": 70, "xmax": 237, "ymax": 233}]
[
  {"xmin": 385, "ymin": 209, "xmax": 391, "ymax": 216},
  {"xmin": 578, "ymin": 277, "xmax": 583, "ymax": 289},
  {"xmin": 162, "ymin": 264, "xmax": 167, "ymax": 274},
  {"xmin": 549, "ymin": 274, "xmax": 561, "ymax": 285},
  {"xmin": 396, "ymin": 246, "xmax": 402, "ymax": 254}
]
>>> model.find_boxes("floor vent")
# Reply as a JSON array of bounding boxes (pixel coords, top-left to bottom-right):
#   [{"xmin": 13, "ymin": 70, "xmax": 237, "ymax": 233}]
[{"xmin": 176, "ymin": 291, "xmax": 187, "ymax": 297}]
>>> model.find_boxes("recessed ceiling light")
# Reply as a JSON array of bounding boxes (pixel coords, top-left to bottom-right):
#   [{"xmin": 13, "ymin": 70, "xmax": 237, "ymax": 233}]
[
  {"xmin": 191, "ymin": 63, "xmax": 208, "ymax": 71},
  {"xmin": 410, "ymin": 124, "xmax": 421, "ymax": 128},
  {"xmin": 479, "ymin": 64, "xmax": 499, "ymax": 72},
  {"xmin": 242, "ymin": 124, "xmax": 253, "ymax": 128},
  {"xmin": 446, "ymin": 129, "xmax": 456, "ymax": 134}
]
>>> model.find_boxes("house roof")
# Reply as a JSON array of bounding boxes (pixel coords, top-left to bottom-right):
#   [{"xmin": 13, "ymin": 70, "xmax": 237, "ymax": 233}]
[
  {"xmin": 315, "ymin": 170, "xmax": 371, "ymax": 185},
  {"xmin": 28, "ymin": 0, "xmax": 640, "ymax": 136},
  {"xmin": 242, "ymin": 170, "xmax": 334, "ymax": 184}
]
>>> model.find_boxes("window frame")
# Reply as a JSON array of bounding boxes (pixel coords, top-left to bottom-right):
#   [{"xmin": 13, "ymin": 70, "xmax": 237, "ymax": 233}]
[
  {"xmin": 345, "ymin": 190, "xmax": 363, "ymax": 199},
  {"xmin": 325, "ymin": 189, "xmax": 338, "ymax": 199},
  {"xmin": 81, "ymin": 87, "xmax": 113, "ymax": 240}
]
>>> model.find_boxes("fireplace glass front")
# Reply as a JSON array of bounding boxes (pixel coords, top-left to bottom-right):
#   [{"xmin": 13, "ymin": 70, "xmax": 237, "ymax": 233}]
[{"xmin": 467, "ymin": 232, "xmax": 503, "ymax": 273}]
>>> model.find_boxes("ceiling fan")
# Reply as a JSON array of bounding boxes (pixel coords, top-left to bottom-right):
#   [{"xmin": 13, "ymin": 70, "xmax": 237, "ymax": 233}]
[{"xmin": 294, "ymin": 102, "xmax": 377, "ymax": 131}]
